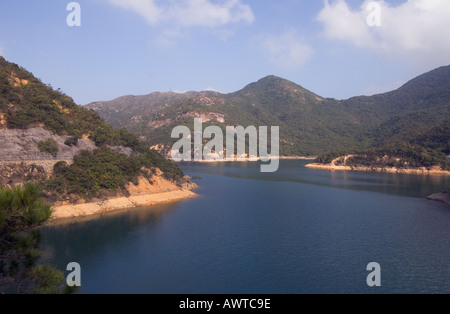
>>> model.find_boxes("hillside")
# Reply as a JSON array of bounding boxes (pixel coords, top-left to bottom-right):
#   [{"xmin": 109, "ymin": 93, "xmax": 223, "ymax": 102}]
[
  {"xmin": 0, "ymin": 57, "xmax": 188, "ymax": 205},
  {"xmin": 312, "ymin": 121, "xmax": 450, "ymax": 172},
  {"xmin": 87, "ymin": 67, "xmax": 450, "ymax": 163},
  {"xmin": 0, "ymin": 57, "xmax": 152, "ymax": 152},
  {"xmin": 88, "ymin": 76, "xmax": 371, "ymax": 156}
]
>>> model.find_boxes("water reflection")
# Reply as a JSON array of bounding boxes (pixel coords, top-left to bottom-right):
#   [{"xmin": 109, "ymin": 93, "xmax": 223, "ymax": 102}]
[
  {"xmin": 40, "ymin": 203, "xmax": 180, "ymax": 267},
  {"xmin": 182, "ymin": 160, "xmax": 450, "ymax": 198}
]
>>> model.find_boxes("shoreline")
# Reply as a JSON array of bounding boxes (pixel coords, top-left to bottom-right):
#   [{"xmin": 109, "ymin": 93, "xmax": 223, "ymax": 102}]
[
  {"xmin": 50, "ymin": 190, "xmax": 198, "ymax": 221},
  {"xmin": 427, "ymin": 192, "xmax": 450, "ymax": 207},
  {"xmin": 173, "ymin": 156, "xmax": 316, "ymax": 163},
  {"xmin": 305, "ymin": 163, "xmax": 450, "ymax": 176}
]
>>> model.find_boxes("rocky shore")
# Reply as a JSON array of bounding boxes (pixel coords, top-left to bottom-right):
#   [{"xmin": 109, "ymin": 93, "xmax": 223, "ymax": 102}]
[
  {"xmin": 50, "ymin": 173, "xmax": 198, "ymax": 221},
  {"xmin": 427, "ymin": 192, "xmax": 450, "ymax": 207},
  {"xmin": 305, "ymin": 163, "xmax": 450, "ymax": 175},
  {"xmin": 51, "ymin": 190, "xmax": 197, "ymax": 220}
]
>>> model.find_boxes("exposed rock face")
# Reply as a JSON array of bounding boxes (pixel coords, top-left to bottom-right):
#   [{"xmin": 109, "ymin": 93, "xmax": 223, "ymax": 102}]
[
  {"xmin": 0, "ymin": 127, "xmax": 135, "ymax": 187},
  {"xmin": 0, "ymin": 127, "xmax": 132, "ymax": 162},
  {"xmin": 147, "ymin": 111, "xmax": 225, "ymax": 129},
  {"xmin": 177, "ymin": 176, "xmax": 199, "ymax": 191},
  {"xmin": 50, "ymin": 190, "xmax": 198, "ymax": 220},
  {"xmin": 126, "ymin": 172, "xmax": 180, "ymax": 196},
  {"xmin": 306, "ymin": 154, "xmax": 450, "ymax": 175},
  {"xmin": 87, "ymin": 91, "xmax": 224, "ymax": 127},
  {"xmin": 125, "ymin": 170, "xmax": 198, "ymax": 196},
  {"xmin": 51, "ymin": 172, "xmax": 199, "ymax": 220},
  {"xmin": 0, "ymin": 128, "xmax": 97, "ymax": 161},
  {"xmin": 306, "ymin": 163, "xmax": 450, "ymax": 175},
  {"xmin": 0, "ymin": 162, "xmax": 49, "ymax": 188}
]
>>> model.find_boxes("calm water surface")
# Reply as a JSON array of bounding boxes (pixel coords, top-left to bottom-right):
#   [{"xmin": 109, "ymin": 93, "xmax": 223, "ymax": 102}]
[{"xmin": 40, "ymin": 160, "xmax": 450, "ymax": 294}]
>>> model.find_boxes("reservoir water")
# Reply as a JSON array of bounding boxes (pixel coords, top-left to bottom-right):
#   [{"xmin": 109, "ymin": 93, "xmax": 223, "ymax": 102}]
[{"xmin": 40, "ymin": 160, "xmax": 450, "ymax": 294}]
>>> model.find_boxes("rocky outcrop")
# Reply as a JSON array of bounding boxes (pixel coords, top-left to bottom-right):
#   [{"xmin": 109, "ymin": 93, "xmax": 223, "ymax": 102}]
[
  {"xmin": 306, "ymin": 155, "xmax": 450, "ymax": 175},
  {"xmin": 177, "ymin": 176, "xmax": 199, "ymax": 190},
  {"xmin": 306, "ymin": 163, "xmax": 450, "ymax": 175},
  {"xmin": 0, "ymin": 127, "xmax": 132, "ymax": 162},
  {"xmin": 50, "ymin": 190, "xmax": 198, "ymax": 220},
  {"xmin": 51, "ymin": 173, "xmax": 199, "ymax": 220},
  {"xmin": 0, "ymin": 128, "xmax": 97, "ymax": 161},
  {"xmin": 148, "ymin": 111, "xmax": 225, "ymax": 130},
  {"xmin": 427, "ymin": 192, "xmax": 450, "ymax": 207},
  {"xmin": 0, "ymin": 162, "xmax": 51, "ymax": 188}
]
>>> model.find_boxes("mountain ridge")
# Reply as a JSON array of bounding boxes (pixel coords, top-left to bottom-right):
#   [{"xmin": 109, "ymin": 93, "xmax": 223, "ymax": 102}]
[{"xmin": 87, "ymin": 66, "xmax": 450, "ymax": 161}]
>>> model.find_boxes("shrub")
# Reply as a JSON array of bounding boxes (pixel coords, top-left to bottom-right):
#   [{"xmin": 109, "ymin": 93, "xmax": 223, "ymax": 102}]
[
  {"xmin": 64, "ymin": 136, "xmax": 78, "ymax": 147},
  {"xmin": 37, "ymin": 139, "xmax": 59, "ymax": 157},
  {"xmin": 0, "ymin": 183, "xmax": 67, "ymax": 294}
]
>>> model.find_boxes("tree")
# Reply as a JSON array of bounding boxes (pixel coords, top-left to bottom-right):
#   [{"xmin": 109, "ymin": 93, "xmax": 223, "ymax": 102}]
[
  {"xmin": 64, "ymin": 136, "xmax": 78, "ymax": 147},
  {"xmin": 92, "ymin": 126, "xmax": 110, "ymax": 146},
  {"xmin": 37, "ymin": 139, "xmax": 59, "ymax": 158},
  {"xmin": 0, "ymin": 183, "xmax": 67, "ymax": 294}
]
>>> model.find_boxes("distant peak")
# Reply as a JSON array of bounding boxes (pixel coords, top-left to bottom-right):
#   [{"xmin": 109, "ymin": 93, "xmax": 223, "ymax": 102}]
[
  {"xmin": 235, "ymin": 75, "xmax": 320, "ymax": 98},
  {"xmin": 395, "ymin": 64, "xmax": 450, "ymax": 93},
  {"xmin": 257, "ymin": 75, "xmax": 290, "ymax": 84},
  {"xmin": 259, "ymin": 75, "xmax": 283, "ymax": 80}
]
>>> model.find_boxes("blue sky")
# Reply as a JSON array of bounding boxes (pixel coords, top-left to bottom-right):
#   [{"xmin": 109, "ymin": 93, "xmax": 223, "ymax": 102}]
[{"xmin": 1, "ymin": 0, "xmax": 449, "ymax": 105}]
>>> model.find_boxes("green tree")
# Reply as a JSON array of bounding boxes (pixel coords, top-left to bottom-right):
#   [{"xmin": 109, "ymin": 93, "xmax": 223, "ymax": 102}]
[
  {"xmin": 64, "ymin": 136, "xmax": 78, "ymax": 147},
  {"xmin": 37, "ymin": 139, "xmax": 59, "ymax": 157},
  {"xmin": 0, "ymin": 183, "xmax": 67, "ymax": 294},
  {"xmin": 92, "ymin": 126, "xmax": 110, "ymax": 146}
]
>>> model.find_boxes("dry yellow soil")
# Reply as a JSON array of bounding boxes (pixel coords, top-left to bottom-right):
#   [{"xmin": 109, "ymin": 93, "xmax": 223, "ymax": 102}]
[{"xmin": 51, "ymin": 172, "xmax": 198, "ymax": 220}]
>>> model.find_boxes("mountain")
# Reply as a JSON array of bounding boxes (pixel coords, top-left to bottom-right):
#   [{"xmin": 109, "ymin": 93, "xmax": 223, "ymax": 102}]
[
  {"xmin": 88, "ymin": 75, "xmax": 371, "ymax": 156},
  {"xmin": 0, "ymin": 56, "xmax": 186, "ymax": 201},
  {"xmin": 87, "ymin": 66, "xmax": 450, "ymax": 159},
  {"xmin": 341, "ymin": 66, "xmax": 450, "ymax": 146}
]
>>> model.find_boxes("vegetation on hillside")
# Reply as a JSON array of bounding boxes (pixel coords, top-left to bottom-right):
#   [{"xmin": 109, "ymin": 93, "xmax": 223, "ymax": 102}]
[
  {"xmin": 0, "ymin": 57, "xmax": 189, "ymax": 292},
  {"xmin": 315, "ymin": 121, "xmax": 450, "ymax": 170},
  {"xmin": 44, "ymin": 147, "xmax": 184, "ymax": 200},
  {"xmin": 0, "ymin": 56, "xmax": 185, "ymax": 191},
  {"xmin": 0, "ymin": 57, "xmax": 152, "ymax": 151},
  {"xmin": 37, "ymin": 139, "xmax": 59, "ymax": 157},
  {"xmin": 98, "ymin": 76, "xmax": 371, "ymax": 157},
  {"xmin": 0, "ymin": 184, "xmax": 68, "ymax": 294},
  {"xmin": 89, "ymin": 67, "xmax": 450, "ymax": 159}
]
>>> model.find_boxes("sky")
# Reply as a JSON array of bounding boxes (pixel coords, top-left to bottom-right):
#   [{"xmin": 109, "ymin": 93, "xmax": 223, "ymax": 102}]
[{"xmin": 1, "ymin": 0, "xmax": 449, "ymax": 105}]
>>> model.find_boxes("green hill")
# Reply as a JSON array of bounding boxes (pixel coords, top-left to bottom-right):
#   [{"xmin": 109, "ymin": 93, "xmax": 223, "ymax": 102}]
[
  {"xmin": 316, "ymin": 121, "xmax": 450, "ymax": 171},
  {"xmin": 88, "ymin": 75, "xmax": 372, "ymax": 156},
  {"xmin": 314, "ymin": 67, "xmax": 450, "ymax": 170},
  {"xmin": 0, "ymin": 56, "xmax": 184, "ymax": 200},
  {"xmin": 0, "ymin": 57, "xmax": 145, "ymax": 149},
  {"xmin": 87, "ymin": 66, "xmax": 450, "ymax": 160}
]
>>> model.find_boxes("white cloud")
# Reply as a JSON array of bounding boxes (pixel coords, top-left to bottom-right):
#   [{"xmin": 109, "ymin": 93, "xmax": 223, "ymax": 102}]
[
  {"xmin": 107, "ymin": 0, "xmax": 254, "ymax": 27},
  {"xmin": 317, "ymin": 0, "xmax": 450, "ymax": 68},
  {"xmin": 108, "ymin": 0, "xmax": 161, "ymax": 25},
  {"xmin": 317, "ymin": 0, "xmax": 377, "ymax": 48},
  {"xmin": 260, "ymin": 29, "xmax": 314, "ymax": 69},
  {"xmin": 152, "ymin": 28, "xmax": 183, "ymax": 48}
]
